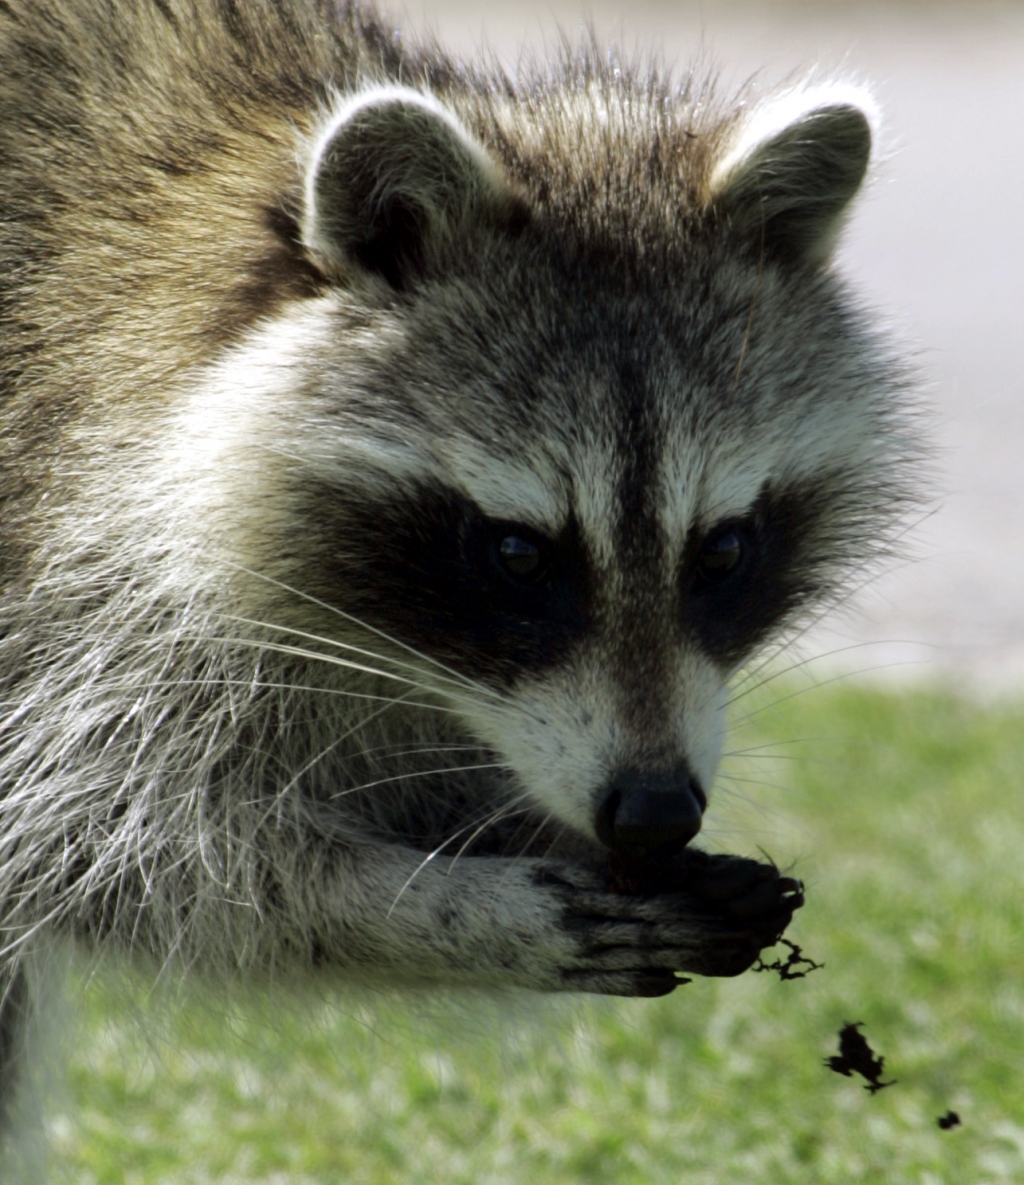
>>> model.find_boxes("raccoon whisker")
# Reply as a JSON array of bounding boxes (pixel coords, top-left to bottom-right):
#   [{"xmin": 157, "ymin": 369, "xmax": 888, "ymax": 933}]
[
  {"xmin": 733, "ymin": 624, "xmax": 935, "ymax": 706},
  {"xmin": 223, "ymin": 617, "xmax": 506, "ymax": 706},
  {"xmin": 220, "ymin": 612, "xmax": 497, "ymax": 693},
  {"xmin": 224, "ymin": 569, "xmax": 501, "ymax": 702},
  {"xmin": 224, "ymin": 611, "xmax": 464, "ymax": 677},
  {"xmin": 345, "ymin": 743, "xmax": 487, "ymax": 761},
  {"xmin": 502, "ymin": 811, "xmax": 562, "ymax": 871},
  {"xmin": 723, "ymin": 733, "xmax": 900, "ymax": 769},
  {"xmin": 0, "ymin": 675, "xmax": 456, "ymax": 715},
  {"xmin": 729, "ymin": 601, "xmax": 869, "ymax": 696},
  {"xmin": 714, "ymin": 771, "xmax": 791, "ymax": 793},
  {"xmin": 222, "ymin": 637, "xmax": 472, "ymax": 704},
  {"xmin": 444, "ymin": 798, "xmax": 535, "ymax": 869},
  {"xmin": 729, "ymin": 656, "xmax": 930, "ymax": 731},
  {"xmin": 327, "ymin": 761, "xmax": 512, "ymax": 802},
  {"xmin": 504, "ymin": 810, "xmax": 557, "ymax": 857},
  {"xmin": 383, "ymin": 849, "xmax": 440, "ymax": 918},
  {"xmin": 729, "ymin": 543, "xmax": 934, "ymax": 697},
  {"xmin": 258, "ymin": 691, "xmax": 425, "ymax": 821},
  {"xmin": 727, "ymin": 638, "xmax": 928, "ymax": 709},
  {"xmin": 708, "ymin": 789, "xmax": 794, "ymax": 830},
  {"xmin": 387, "ymin": 791, "xmax": 535, "ymax": 914},
  {"xmin": 812, "ymin": 547, "xmax": 931, "ymax": 614},
  {"xmin": 721, "ymin": 727, "xmax": 819, "ymax": 755},
  {"xmin": 720, "ymin": 741, "xmax": 812, "ymax": 759}
]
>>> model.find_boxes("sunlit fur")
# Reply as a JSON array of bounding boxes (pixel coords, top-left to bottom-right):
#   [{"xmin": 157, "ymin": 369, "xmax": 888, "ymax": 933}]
[{"xmin": 0, "ymin": 0, "xmax": 920, "ymax": 1166}]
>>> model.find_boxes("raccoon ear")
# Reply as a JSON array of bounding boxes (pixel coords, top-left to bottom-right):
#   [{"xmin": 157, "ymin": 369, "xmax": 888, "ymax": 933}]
[
  {"xmin": 303, "ymin": 87, "xmax": 519, "ymax": 288},
  {"xmin": 709, "ymin": 85, "xmax": 877, "ymax": 266}
]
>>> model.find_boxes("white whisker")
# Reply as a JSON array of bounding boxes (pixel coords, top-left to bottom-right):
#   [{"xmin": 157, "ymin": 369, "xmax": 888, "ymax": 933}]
[
  {"xmin": 329, "ymin": 761, "xmax": 512, "ymax": 801},
  {"xmin": 730, "ymin": 657, "xmax": 930, "ymax": 730},
  {"xmin": 386, "ymin": 790, "xmax": 534, "ymax": 916},
  {"xmin": 222, "ymin": 637, "xmax": 471, "ymax": 707},
  {"xmin": 221, "ymin": 613, "xmax": 504, "ymax": 704},
  {"xmin": 501, "ymin": 811, "xmax": 562, "ymax": 875},
  {"xmin": 261, "ymin": 691, "xmax": 422, "ymax": 813},
  {"xmin": 446, "ymin": 796, "xmax": 534, "ymax": 867},
  {"xmin": 0, "ymin": 675, "xmax": 455, "ymax": 714},
  {"xmin": 348, "ymin": 743, "xmax": 485, "ymax": 761},
  {"xmin": 224, "ymin": 568, "xmax": 502, "ymax": 702}
]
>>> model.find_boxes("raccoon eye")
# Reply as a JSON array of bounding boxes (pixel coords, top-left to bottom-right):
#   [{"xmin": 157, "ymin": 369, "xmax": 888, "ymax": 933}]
[
  {"xmin": 496, "ymin": 534, "xmax": 545, "ymax": 581},
  {"xmin": 694, "ymin": 527, "xmax": 744, "ymax": 587}
]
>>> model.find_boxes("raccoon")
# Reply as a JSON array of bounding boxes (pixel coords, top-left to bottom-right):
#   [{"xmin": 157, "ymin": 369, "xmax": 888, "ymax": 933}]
[{"xmin": 0, "ymin": 0, "xmax": 916, "ymax": 1159}]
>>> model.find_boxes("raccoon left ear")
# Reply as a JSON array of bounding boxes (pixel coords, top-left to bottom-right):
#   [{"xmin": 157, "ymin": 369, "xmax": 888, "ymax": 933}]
[
  {"xmin": 708, "ymin": 84, "xmax": 877, "ymax": 266},
  {"xmin": 303, "ymin": 87, "xmax": 521, "ymax": 288}
]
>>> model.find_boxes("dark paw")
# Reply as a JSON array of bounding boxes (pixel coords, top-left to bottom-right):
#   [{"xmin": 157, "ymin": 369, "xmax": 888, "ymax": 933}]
[
  {"xmin": 613, "ymin": 848, "xmax": 800, "ymax": 912},
  {"xmin": 686, "ymin": 851, "xmax": 802, "ymax": 918},
  {"xmin": 606, "ymin": 848, "xmax": 803, "ymax": 978},
  {"xmin": 536, "ymin": 849, "xmax": 803, "ymax": 996}
]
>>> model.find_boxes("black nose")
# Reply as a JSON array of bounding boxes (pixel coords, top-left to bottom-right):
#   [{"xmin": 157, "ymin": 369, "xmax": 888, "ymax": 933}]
[{"xmin": 594, "ymin": 766, "xmax": 706, "ymax": 855}]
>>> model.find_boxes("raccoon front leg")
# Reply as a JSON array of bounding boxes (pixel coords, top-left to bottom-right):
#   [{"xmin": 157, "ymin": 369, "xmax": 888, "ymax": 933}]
[{"xmin": 298, "ymin": 845, "xmax": 802, "ymax": 998}]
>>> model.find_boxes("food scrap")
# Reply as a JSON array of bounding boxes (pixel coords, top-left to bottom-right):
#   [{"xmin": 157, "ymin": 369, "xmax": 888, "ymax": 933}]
[
  {"xmin": 825, "ymin": 1021, "xmax": 896, "ymax": 1094},
  {"xmin": 751, "ymin": 938, "xmax": 823, "ymax": 980}
]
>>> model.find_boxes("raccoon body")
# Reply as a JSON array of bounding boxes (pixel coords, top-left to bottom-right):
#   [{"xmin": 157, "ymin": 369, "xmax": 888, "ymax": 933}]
[{"xmin": 0, "ymin": 0, "xmax": 916, "ymax": 1155}]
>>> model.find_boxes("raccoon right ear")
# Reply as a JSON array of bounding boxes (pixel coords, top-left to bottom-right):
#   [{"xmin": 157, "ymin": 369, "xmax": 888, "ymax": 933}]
[
  {"xmin": 303, "ymin": 88, "xmax": 520, "ymax": 288},
  {"xmin": 708, "ymin": 84, "xmax": 878, "ymax": 266}
]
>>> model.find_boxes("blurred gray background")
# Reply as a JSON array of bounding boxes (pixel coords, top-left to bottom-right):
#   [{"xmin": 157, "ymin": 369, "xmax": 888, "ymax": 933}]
[{"xmin": 397, "ymin": 0, "xmax": 1024, "ymax": 688}]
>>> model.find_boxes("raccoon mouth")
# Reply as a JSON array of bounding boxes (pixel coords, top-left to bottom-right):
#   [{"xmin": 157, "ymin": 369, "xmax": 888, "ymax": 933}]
[{"xmin": 593, "ymin": 768, "xmax": 707, "ymax": 856}]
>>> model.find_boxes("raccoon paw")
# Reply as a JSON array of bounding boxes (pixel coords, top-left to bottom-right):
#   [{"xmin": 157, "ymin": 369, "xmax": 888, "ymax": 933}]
[
  {"xmin": 536, "ymin": 851, "xmax": 802, "ymax": 997},
  {"xmin": 658, "ymin": 849, "xmax": 804, "ymax": 978}
]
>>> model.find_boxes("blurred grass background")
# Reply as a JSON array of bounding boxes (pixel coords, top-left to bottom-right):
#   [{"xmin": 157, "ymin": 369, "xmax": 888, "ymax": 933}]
[{"xmin": 48, "ymin": 684, "xmax": 1024, "ymax": 1183}]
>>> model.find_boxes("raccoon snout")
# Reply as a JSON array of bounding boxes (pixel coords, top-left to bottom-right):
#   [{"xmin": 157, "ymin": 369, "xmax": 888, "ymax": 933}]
[{"xmin": 594, "ymin": 766, "xmax": 706, "ymax": 855}]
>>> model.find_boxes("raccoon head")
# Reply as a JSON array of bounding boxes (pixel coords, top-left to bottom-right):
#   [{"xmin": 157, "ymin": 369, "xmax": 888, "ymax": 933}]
[{"xmin": 188, "ymin": 79, "xmax": 904, "ymax": 857}]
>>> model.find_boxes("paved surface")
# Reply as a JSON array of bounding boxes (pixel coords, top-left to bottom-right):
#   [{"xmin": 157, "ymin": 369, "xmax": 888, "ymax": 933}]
[{"xmin": 400, "ymin": 1, "xmax": 1024, "ymax": 687}]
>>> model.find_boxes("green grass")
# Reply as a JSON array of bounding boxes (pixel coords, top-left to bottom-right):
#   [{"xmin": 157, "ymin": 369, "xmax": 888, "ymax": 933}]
[{"xmin": 48, "ymin": 685, "xmax": 1024, "ymax": 1183}]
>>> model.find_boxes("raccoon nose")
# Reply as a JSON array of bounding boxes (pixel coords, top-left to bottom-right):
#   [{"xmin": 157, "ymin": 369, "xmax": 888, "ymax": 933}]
[{"xmin": 594, "ymin": 766, "xmax": 706, "ymax": 855}]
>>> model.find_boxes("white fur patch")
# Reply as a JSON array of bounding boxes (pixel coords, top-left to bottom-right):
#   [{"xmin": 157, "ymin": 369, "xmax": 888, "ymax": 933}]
[
  {"xmin": 658, "ymin": 390, "xmax": 883, "ymax": 547},
  {"xmin": 164, "ymin": 303, "xmax": 571, "ymax": 551},
  {"xmin": 301, "ymin": 85, "xmax": 506, "ymax": 265},
  {"xmin": 710, "ymin": 79, "xmax": 881, "ymax": 196},
  {"xmin": 156, "ymin": 303, "xmax": 338, "ymax": 560},
  {"xmin": 461, "ymin": 650, "xmax": 728, "ymax": 841}
]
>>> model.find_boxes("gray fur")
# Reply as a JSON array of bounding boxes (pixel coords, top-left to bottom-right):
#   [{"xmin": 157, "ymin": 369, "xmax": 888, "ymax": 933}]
[{"xmin": 0, "ymin": 0, "xmax": 919, "ymax": 1163}]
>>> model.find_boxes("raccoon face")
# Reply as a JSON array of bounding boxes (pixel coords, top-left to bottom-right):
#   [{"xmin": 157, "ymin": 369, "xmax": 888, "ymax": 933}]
[{"xmin": 186, "ymin": 84, "xmax": 897, "ymax": 855}]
